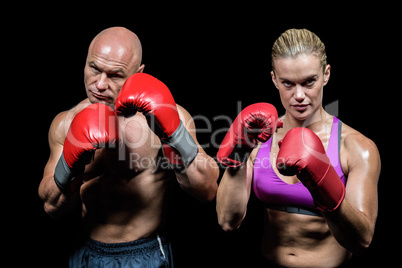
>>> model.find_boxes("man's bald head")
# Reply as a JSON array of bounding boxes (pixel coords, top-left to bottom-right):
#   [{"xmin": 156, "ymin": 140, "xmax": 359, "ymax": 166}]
[
  {"xmin": 88, "ymin": 27, "xmax": 143, "ymax": 74},
  {"xmin": 84, "ymin": 27, "xmax": 144, "ymax": 105}
]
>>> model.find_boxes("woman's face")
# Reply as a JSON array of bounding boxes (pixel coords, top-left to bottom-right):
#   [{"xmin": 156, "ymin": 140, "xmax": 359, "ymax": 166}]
[{"xmin": 271, "ymin": 54, "xmax": 330, "ymax": 122}]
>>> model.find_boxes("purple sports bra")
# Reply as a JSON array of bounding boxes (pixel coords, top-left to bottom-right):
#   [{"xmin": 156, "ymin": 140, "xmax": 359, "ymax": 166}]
[{"xmin": 253, "ymin": 117, "xmax": 346, "ymax": 214}]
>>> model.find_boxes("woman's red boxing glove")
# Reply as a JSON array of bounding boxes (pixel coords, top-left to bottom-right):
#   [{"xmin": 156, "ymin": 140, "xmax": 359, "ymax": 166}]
[
  {"xmin": 276, "ymin": 127, "xmax": 345, "ymax": 212},
  {"xmin": 217, "ymin": 103, "xmax": 282, "ymax": 167}
]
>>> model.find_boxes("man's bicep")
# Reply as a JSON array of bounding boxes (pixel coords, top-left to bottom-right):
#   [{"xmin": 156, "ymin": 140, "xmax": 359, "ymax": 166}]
[{"xmin": 43, "ymin": 113, "xmax": 67, "ymax": 178}]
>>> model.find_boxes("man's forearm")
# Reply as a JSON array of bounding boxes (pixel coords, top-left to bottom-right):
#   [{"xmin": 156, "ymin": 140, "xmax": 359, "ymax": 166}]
[{"xmin": 175, "ymin": 152, "xmax": 218, "ymax": 202}]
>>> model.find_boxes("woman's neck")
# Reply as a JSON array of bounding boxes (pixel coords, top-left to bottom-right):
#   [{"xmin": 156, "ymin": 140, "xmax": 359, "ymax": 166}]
[{"xmin": 281, "ymin": 106, "xmax": 331, "ymax": 133}]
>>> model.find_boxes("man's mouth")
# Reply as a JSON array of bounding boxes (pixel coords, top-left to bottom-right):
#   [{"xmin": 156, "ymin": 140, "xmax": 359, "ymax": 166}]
[{"xmin": 91, "ymin": 91, "xmax": 108, "ymax": 100}]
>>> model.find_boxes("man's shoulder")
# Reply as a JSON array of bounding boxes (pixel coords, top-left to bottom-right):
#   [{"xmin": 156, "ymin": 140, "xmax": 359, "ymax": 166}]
[{"xmin": 49, "ymin": 99, "xmax": 91, "ymax": 145}]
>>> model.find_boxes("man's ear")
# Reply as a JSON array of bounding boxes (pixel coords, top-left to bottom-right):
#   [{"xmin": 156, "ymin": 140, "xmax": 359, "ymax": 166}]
[{"xmin": 137, "ymin": 64, "xmax": 145, "ymax": 73}]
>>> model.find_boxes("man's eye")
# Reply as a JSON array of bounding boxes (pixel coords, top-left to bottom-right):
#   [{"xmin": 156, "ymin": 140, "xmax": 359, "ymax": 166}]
[
  {"xmin": 108, "ymin": 73, "xmax": 123, "ymax": 79},
  {"xmin": 91, "ymin": 65, "xmax": 100, "ymax": 73}
]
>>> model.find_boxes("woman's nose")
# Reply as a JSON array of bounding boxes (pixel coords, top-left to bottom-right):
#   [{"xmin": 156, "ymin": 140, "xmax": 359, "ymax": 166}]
[{"xmin": 293, "ymin": 85, "xmax": 306, "ymax": 102}]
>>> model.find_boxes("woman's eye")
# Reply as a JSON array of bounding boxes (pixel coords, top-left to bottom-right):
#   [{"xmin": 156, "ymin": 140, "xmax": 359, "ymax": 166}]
[
  {"xmin": 304, "ymin": 79, "xmax": 316, "ymax": 86},
  {"xmin": 282, "ymin": 81, "xmax": 292, "ymax": 87}
]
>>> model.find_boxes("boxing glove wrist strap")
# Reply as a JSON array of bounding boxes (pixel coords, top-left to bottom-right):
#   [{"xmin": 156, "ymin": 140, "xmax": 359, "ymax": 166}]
[
  {"xmin": 164, "ymin": 121, "xmax": 198, "ymax": 169},
  {"xmin": 53, "ymin": 153, "xmax": 76, "ymax": 192}
]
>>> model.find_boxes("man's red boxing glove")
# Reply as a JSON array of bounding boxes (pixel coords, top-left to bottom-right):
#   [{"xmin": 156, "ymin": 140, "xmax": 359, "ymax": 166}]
[
  {"xmin": 115, "ymin": 73, "xmax": 198, "ymax": 169},
  {"xmin": 54, "ymin": 103, "xmax": 119, "ymax": 192},
  {"xmin": 217, "ymin": 103, "xmax": 283, "ymax": 167},
  {"xmin": 276, "ymin": 127, "xmax": 345, "ymax": 212}
]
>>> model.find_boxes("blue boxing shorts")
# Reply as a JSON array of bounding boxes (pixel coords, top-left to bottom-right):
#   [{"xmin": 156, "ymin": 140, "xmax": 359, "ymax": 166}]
[{"xmin": 69, "ymin": 235, "xmax": 173, "ymax": 268}]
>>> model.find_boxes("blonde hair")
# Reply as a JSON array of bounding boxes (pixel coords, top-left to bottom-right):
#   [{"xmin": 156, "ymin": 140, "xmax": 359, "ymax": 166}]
[{"xmin": 271, "ymin": 28, "xmax": 327, "ymax": 72}]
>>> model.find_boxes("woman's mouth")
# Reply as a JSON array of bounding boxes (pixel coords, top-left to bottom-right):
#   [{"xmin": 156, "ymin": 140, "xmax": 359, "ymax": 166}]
[{"xmin": 292, "ymin": 104, "xmax": 309, "ymax": 112}]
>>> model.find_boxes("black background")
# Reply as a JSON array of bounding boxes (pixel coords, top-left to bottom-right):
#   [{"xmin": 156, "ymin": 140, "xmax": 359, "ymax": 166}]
[{"xmin": 10, "ymin": 4, "xmax": 397, "ymax": 267}]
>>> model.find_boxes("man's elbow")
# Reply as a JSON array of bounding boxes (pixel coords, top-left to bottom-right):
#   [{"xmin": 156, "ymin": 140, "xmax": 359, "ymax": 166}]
[
  {"xmin": 38, "ymin": 183, "xmax": 71, "ymax": 220},
  {"xmin": 43, "ymin": 202, "xmax": 63, "ymax": 219}
]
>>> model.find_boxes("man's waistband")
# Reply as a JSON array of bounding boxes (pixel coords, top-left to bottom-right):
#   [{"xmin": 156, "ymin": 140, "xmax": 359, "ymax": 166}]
[{"xmin": 85, "ymin": 235, "xmax": 168, "ymax": 256}]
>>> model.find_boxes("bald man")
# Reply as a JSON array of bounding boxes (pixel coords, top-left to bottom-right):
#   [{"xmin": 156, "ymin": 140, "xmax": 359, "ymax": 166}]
[{"xmin": 38, "ymin": 27, "xmax": 219, "ymax": 267}]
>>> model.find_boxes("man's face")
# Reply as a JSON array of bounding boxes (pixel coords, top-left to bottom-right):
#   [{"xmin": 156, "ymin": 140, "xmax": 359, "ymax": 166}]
[{"xmin": 84, "ymin": 44, "xmax": 137, "ymax": 106}]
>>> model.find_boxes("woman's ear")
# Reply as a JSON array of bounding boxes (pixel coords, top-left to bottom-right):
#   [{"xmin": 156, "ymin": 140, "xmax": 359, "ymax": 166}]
[
  {"xmin": 271, "ymin": 70, "xmax": 279, "ymax": 89},
  {"xmin": 323, "ymin": 64, "xmax": 330, "ymax": 86}
]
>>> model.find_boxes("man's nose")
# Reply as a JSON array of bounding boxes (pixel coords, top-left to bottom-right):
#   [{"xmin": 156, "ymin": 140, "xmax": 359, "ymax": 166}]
[{"xmin": 96, "ymin": 73, "xmax": 108, "ymax": 91}]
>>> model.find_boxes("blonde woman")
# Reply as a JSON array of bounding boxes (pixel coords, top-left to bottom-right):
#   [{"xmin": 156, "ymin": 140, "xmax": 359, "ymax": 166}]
[{"xmin": 216, "ymin": 29, "xmax": 381, "ymax": 267}]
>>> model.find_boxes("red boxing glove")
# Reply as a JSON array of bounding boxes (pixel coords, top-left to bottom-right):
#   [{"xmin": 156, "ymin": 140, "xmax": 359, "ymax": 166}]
[
  {"xmin": 115, "ymin": 73, "xmax": 198, "ymax": 169},
  {"xmin": 54, "ymin": 103, "xmax": 119, "ymax": 192},
  {"xmin": 276, "ymin": 127, "xmax": 345, "ymax": 212},
  {"xmin": 217, "ymin": 103, "xmax": 283, "ymax": 167}
]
